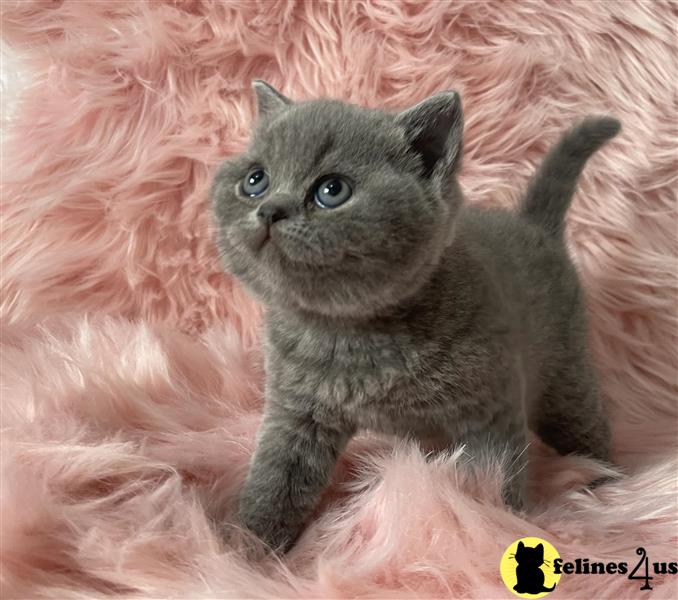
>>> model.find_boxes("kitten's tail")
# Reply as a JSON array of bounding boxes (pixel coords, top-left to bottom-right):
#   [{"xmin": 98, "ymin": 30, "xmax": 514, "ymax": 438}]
[{"xmin": 521, "ymin": 117, "xmax": 621, "ymax": 237}]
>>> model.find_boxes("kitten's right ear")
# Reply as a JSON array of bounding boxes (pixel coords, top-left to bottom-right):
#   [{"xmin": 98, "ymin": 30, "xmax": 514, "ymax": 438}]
[
  {"xmin": 518, "ymin": 541, "xmax": 525, "ymax": 550},
  {"xmin": 252, "ymin": 80, "xmax": 292, "ymax": 120}
]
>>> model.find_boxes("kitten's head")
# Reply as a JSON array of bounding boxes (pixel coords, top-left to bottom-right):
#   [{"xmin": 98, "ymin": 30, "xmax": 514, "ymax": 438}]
[
  {"xmin": 212, "ymin": 81, "xmax": 464, "ymax": 319},
  {"xmin": 515, "ymin": 542, "xmax": 545, "ymax": 567}
]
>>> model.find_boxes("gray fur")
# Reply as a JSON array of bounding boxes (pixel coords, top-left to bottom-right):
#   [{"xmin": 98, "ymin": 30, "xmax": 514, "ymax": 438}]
[{"xmin": 212, "ymin": 81, "xmax": 619, "ymax": 553}]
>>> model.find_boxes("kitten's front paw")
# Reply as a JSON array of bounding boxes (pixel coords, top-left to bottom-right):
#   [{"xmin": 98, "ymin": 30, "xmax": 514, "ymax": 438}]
[{"xmin": 238, "ymin": 504, "xmax": 298, "ymax": 554}]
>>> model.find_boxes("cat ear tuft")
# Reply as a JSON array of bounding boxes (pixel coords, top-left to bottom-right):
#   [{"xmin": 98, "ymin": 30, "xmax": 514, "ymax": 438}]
[
  {"xmin": 252, "ymin": 80, "xmax": 292, "ymax": 119},
  {"xmin": 396, "ymin": 91, "xmax": 463, "ymax": 178}
]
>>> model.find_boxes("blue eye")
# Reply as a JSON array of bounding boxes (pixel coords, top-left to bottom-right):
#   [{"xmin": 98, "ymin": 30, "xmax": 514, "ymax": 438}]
[
  {"xmin": 241, "ymin": 168, "xmax": 269, "ymax": 197},
  {"xmin": 314, "ymin": 176, "xmax": 352, "ymax": 208}
]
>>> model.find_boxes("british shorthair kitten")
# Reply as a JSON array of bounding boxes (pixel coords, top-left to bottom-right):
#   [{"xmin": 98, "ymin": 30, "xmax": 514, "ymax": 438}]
[{"xmin": 212, "ymin": 81, "xmax": 619, "ymax": 552}]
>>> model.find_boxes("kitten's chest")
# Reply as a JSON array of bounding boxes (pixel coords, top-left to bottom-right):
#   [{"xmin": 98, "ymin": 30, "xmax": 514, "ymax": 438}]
[{"xmin": 265, "ymin": 320, "xmax": 423, "ymax": 420}]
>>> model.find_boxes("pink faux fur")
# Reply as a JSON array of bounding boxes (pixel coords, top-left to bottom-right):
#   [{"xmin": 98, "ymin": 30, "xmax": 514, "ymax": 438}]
[{"xmin": 1, "ymin": 1, "xmax": 676, "ymax": 598}]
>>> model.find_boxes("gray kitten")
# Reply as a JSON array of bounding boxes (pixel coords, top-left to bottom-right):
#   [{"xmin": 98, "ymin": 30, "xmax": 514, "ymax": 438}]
[{"xmin": 212, "ymin": 81, "xmax": 619, "ymax": 553}]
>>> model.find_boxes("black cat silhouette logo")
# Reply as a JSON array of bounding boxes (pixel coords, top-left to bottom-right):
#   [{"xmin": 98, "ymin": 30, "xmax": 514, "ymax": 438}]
[{"xmin": 500, "ymin": 537, "xmax": 561, "ymax": 598}]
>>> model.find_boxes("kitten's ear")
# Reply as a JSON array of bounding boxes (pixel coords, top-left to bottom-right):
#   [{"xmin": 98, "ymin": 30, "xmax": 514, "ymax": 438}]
[
  {"xmin": 396, "ymin": 91, "xmax": 463, "ymax": 178},
  {"xmin": 536, "ymin": 544, "xmax": 544, "ymax": 559},
  {"xmin": 518, "ymin": 541, "xmax": 525, "ymax": 551},
  {"xmin": 252, "ymin": 80, "xmax": 292, "ymax": 119}
]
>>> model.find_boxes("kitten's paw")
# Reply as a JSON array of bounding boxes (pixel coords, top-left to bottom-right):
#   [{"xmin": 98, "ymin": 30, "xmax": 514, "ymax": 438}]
[{"xmin": 238, "ymin": 505, "xmax": 297, "ymax": 554}]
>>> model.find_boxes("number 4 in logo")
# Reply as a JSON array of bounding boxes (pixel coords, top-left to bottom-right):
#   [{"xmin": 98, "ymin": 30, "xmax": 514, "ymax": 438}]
[{"xmin": 629, "ymin": 547, "xmax": 653, "ymax": 591}]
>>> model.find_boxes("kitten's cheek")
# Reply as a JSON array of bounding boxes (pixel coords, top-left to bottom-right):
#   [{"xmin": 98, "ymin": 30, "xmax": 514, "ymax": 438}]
[{"xmin": 222, "ymin": 221, "xmax": 261, "ymax": 255}]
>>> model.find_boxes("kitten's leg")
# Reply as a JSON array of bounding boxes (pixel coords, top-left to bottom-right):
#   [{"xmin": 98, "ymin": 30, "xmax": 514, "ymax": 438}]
[
  {"xmin": 461, "ymin": 425, "xmax": 529, "ymax": 512},
  {"xmin": 238, "ymin": 402, "xmax": 351, "ymax": 553},
  {"xmin": 534, "ymin": 361, "xmax": 611, "ymax": 464}
]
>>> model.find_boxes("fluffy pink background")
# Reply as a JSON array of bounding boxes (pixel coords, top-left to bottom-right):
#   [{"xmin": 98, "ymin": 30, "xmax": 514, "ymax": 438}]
[{"xmin": 1, "ymin": 1, "xmax": 677, "ymax": 598}]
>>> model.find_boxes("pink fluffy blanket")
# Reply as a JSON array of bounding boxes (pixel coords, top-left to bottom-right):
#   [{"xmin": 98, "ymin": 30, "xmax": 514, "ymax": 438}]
[{"xmin": 1, "ymin": 1, "xmax": 676, "ymax": 598}]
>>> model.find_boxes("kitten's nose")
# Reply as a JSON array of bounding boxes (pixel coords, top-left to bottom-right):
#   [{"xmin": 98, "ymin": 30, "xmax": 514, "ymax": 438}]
[{"xmin": 256, "ymin": 201, "xmax": 288, "ymax": 226}]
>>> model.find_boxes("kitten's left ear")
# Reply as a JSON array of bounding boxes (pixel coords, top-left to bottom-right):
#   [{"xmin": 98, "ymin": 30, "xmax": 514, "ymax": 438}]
[
  {"xmin": 252, "ymin": 80, "xmax": 292, "ymax": 119},
  {"xmin": 396, "ymin": 91, "xmax": 463, "ymax": 178}
]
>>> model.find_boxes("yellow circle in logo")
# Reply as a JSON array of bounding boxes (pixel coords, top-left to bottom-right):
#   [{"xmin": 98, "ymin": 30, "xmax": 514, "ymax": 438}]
[{"xmin": 500, "ymin": 537, "xmax": 562, "ymax": 598}]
